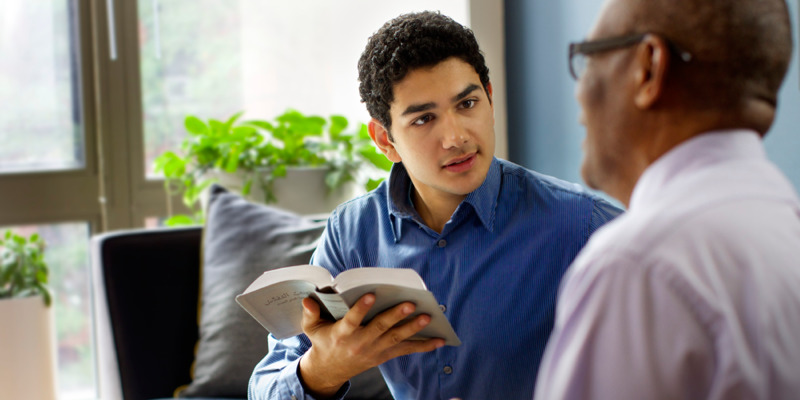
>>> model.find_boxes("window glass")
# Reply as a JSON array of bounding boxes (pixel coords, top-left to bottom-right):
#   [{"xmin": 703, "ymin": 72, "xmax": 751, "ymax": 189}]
[
  {"xmin": 1, "ymin": 223, "xmax": 95, "ymax": 400},
  {"xmin": 139, "ymin": 0, "xmax": 469, "ymax": 177},
  {"xmin": 0, "ymin": 0, "xmax": 84, "ymax": 174}
]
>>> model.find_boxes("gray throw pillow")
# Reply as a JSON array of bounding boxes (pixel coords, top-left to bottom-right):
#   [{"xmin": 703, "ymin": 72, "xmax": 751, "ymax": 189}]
[{"xmin": 177, "ymin": 185, "xmax": 392, "ymax": 399}]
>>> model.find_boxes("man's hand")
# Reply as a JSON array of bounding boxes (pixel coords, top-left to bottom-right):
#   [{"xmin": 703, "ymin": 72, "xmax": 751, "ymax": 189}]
[{"xmin": 298, "ymin": 293, "xmax": 445, "ymax": 398}]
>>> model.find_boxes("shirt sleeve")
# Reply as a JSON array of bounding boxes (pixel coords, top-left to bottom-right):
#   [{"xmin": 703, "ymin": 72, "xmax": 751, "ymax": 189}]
[
  {"xmin": 589, "ymin": 197, "xmax": 624, "ymax": 233},
  {"xmin": 533, "ymin": 250, "xmax": 715, "ymax": 400},
  {"xmin": 248, "ymin": 332, "xmax": 351, "ymax": 400}
]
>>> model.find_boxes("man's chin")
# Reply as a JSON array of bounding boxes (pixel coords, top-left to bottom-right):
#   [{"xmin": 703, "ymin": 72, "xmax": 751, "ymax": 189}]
[
  {"xmin": 580, "ymin": 162, "xmax": 601, "ymax": 191},
  {"xmin": 452, "ymin": 167, "xmax": 490, "ymax": 195}
]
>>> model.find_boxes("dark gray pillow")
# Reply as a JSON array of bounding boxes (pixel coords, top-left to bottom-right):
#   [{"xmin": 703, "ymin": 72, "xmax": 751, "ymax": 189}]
[{"xmin": 177, "ymin": 185, "xmax": 392, "ymax": 399}]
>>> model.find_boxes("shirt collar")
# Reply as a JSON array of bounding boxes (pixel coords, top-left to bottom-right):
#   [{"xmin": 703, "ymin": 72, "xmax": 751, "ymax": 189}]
[
  {"xmin": 463, "ymin": 158, "xmax": 500, "ymax": 232},
  {"xmin": 386, "ymin": 158, "xmax": 501, "ymax": 241},
  {"xmin": 629, "ymin": 129, "xmax": 765, "ymax": 210}
]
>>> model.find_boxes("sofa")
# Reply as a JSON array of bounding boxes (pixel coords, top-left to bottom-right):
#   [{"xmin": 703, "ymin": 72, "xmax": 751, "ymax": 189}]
[{"xmin": 91, "ymin": 185, "xmax": 393, "ymax": 400}]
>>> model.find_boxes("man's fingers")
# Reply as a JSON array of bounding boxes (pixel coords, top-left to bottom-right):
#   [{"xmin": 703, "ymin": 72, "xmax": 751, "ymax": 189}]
[
  {"xmin": 379, "ymin": 336, "xmax": 445, "ymax": 362},
  {"xmin": 301, "ymin": 297, "xmax": 323, "ymax": 333},
  {"xmin": 339, "ymin": 293, "xmax": 377, "ymax": 331},
  {"xmin": 366, "ymin": 301, "xmax": 417, "ymax": 338},
  {"xmin": 377, "ymin": 313, "xmax": 434, "ymax": 347}
]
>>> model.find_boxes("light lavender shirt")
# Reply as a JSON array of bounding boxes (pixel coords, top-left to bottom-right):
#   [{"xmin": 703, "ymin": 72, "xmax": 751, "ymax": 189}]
[{"xmin": 534, "ymin": 130, "xmax": 800, "ymax": 400}]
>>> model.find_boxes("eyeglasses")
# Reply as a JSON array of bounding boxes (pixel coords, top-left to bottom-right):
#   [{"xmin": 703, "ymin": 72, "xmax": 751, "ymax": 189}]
[{"xmin": 568, "ymin": 33, "xmax": 692, "ymax": 80}]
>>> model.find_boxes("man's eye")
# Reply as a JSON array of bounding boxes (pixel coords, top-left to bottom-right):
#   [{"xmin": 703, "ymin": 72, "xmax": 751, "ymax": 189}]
[
  {"xmin": 461, "ymin": 99, "xmax": 476, "ymax": 109},
  {"xmin": 413, "ymin": 114, "xmax": 434, "ymax": 126}
]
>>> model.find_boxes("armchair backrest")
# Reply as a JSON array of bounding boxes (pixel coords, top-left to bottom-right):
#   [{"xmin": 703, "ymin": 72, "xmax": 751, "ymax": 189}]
[{"xmin": 91, "ymin": 226, "xmax": 203, "ymax": 400}]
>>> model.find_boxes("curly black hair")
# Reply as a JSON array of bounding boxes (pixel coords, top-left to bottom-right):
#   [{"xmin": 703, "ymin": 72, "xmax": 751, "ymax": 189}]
[{"xmin": 357, "ymin": 11, "xmax": 491, "ymax": 136}]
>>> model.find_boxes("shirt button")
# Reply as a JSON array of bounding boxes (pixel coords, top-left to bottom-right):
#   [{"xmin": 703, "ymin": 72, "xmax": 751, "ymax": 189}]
[
  {"xmin": 439, "ymin": 304, "xmax": 447, "ymax": 313},
  {"xmin": 437, "ymin": 239, "xmax": 447, "ymax": 248},
  {"xmin": 443, "ymin": 365, "xmax": 453, "ymax": 375}
]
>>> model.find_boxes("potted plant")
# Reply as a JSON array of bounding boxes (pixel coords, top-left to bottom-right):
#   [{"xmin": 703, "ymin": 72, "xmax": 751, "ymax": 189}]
[
  {"xmin": 0, "ymin": 230, "xmax": 58, "ymax": 400},
  {"xmin": 0, "ymin": 230, "xmax": 51, "ymax": 305},
  {"xmin": 154, "ymin": 109, "xmax": 392, "ymax": 225}
]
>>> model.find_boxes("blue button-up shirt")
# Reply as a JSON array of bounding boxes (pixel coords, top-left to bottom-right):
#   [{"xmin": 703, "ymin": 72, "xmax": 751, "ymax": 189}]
[{"xmin": 249, "ymin": 157, "xmax": 622, "ymax": 400}]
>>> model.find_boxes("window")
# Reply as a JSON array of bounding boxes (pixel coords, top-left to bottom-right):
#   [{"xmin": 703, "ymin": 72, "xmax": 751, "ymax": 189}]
[
  {"xmin": 0, "ymin": 1, "xmax": 97, "ymax": 397},
  {"xmin": 0, "ymin": 1, "xmax": 84, "ymax": 174}
]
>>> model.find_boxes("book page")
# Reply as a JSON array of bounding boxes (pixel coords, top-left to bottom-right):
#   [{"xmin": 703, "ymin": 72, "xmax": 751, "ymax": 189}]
[
  {"xmin": 332, "ymin": 267, "xmax": 427, "ymax": 293},
  {"xmin": 241, "ymin": 264, "xmax": 333, "ymax": 294},
  {"xmin": 236, "ymin": 279, "xmax": 319, "ymax": 339}
]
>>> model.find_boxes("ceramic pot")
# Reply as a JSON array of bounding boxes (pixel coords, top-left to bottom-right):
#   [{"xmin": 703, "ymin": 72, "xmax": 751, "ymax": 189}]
[
  {"xmin": 0, "ymin": 295, "xmax": 57, "ymax": 400},
  {"xmin": 205, "ymin": 167, "xmax": 362, "ymax": 215}
]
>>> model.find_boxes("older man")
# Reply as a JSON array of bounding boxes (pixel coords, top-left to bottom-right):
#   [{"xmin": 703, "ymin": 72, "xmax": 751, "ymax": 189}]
[{"xmin": 534, "ymin": 0, "xmax": 800, "ymax": 399}]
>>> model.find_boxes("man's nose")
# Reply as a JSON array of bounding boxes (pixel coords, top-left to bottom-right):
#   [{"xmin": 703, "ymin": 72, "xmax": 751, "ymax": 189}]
[{"xmin": 441, "ymin": 112, "xmax": 468, "ymax": 149}]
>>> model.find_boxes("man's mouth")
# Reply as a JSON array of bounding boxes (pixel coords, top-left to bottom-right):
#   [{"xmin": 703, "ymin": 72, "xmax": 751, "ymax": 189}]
[{"xmin": 443, "ymin": 153, "xmax": 477, "ymax": 172}]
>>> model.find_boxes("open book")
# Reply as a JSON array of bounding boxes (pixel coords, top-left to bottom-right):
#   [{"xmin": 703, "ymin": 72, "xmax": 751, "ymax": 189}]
[{"xmin": 235, "ymin": 265, "xmax": 461, "ymax": 346}]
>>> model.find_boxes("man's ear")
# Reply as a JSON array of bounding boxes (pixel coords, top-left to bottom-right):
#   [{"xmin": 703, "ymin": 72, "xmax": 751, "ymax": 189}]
[
  {"xmin": 633, "ymin": 34, "xmax": 669, "ymax": 109},
  {"xmin": 368, "ymin": 119, "xmax": 402, "ymax": 163},
  {"xmin": 485, "ymin": 81, "xmax": 495, "ymax": 116}
]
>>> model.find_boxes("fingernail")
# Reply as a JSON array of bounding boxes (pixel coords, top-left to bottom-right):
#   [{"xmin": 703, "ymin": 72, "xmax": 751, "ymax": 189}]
[
  {"xmin": 418, "ymin": 316, "xmax": 430, "ymax": 326},
  {"xmin": 363, "ymin": 295, "xmax": 375, "ymax": 305},
  {"xmin": 403, "ymin": 304, "xmax": 414, "ymax": 314}
]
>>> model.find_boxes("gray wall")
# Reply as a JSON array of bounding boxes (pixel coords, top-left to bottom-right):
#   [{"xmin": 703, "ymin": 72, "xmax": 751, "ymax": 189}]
[{"xmin": 505, "ymin": 0, "xmax": 800, "ymax": 195}]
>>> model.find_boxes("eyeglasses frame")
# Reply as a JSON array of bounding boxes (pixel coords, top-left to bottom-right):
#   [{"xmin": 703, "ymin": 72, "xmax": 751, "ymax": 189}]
[{"xmin": 568, "ymin": 33, "xmax": 692, "ymax": 80}]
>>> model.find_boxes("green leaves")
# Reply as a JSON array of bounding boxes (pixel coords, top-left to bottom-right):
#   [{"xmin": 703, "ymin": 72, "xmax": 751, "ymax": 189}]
[
  {"xmin": 0, "ymin": 230, "xmax": 51, "ymax": 306},
  {"xmin": 185, "ymin": 116, "xmax": 209, "ymax": 135},
  {"xmin": 163, "ymin": 215, "xmax": 198, "ymax": 227},
  {"xmin": 366, "ymin": 178, "xmax": 385, "ymax": 192},
  {"xmin": 153, "ymin": 109, "xmax": 393, "ymax": 226},
  {"xmin": 329, "ymin": 115, "xmax": 349, "ymax": 139},
  {"xmin": 153, "ymin": 151, "xmax": 186, "ymax": 179}
]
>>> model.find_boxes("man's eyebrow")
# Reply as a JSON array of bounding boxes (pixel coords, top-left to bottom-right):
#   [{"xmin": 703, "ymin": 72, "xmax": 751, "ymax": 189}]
[
  {"xmin": 452, "ymin": 84, "xmax": 480, "ymax": 102},
  {"xmin": 400, "ymin": 84, "xmax": 482, "ymax": 117},
  {"xmin": 402, "ymin": 102, "xmax": 436, "ymax": 116}
]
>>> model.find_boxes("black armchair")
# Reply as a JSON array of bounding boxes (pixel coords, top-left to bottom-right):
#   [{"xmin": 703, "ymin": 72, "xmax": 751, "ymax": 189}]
[
  {"xmin": 91, "ymin": 222, "xmax": 392, "ymax": 400},
  {"xmin": 91, "ymin": 226, "xmax": 240, "ymax": 400}
]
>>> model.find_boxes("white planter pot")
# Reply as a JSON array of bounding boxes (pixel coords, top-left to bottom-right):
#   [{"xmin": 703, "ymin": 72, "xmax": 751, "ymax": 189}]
[
  {"xmin": 205, "ymin": 167, "xmax": 363, "ymax": 215},
  {"xmin": 0, "ymin": 295, "xmax": 58, "ymax": 400}
]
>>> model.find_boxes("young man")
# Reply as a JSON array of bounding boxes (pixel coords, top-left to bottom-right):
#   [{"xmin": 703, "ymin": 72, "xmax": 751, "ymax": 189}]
[
  {"xmin": 534, "ymin": 0, "xmax": 800, "ymax": 399},
  {"xmin": 249, "ymin": 11, "xmax": 621, "ymax": 400}
]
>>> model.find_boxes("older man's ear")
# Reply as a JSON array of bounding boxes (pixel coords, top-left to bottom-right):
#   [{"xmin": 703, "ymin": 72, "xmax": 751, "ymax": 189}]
[{"xmin": 633, "ymin": 34, "xmax": 670, "ymax": 109}]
